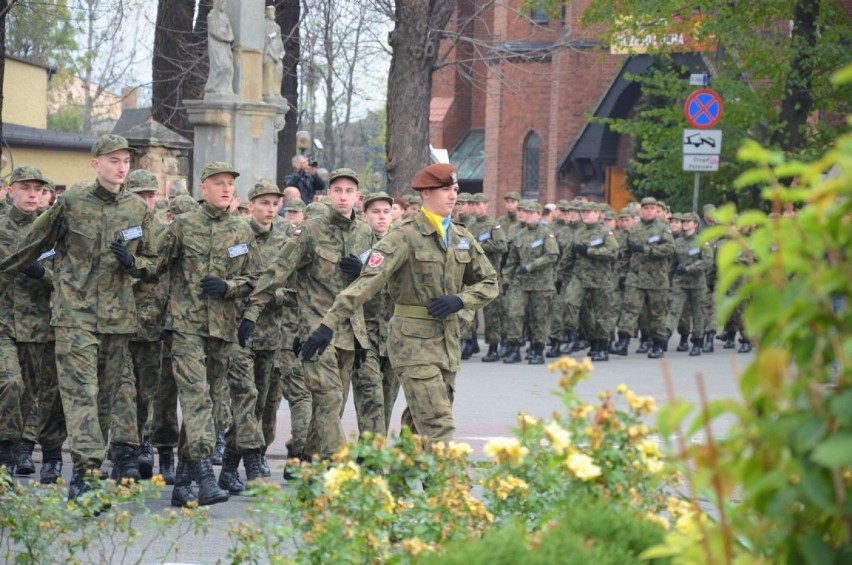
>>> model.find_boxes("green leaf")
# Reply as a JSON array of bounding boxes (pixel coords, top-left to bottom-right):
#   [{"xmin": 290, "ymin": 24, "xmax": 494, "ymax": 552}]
[
  {"xmin": 734, "ymin": 168, "xmax": 773, "ymax": 188},
  {"xmin": 829, "ymin": 391, "xmax": 852, "ymax": 426},
  {"xmin": 811, "ymin": 432, "xmax": 852, "ymax": 469},
  {"xmin": 657, "ymin": 400, "xmax": 695, "ymax": 440}
]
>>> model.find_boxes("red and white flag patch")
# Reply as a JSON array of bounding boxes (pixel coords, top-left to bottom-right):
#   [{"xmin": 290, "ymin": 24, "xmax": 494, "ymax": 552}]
[{"xmin": 367, "ymin": 252, "xmax": 384, "ymax": 268}]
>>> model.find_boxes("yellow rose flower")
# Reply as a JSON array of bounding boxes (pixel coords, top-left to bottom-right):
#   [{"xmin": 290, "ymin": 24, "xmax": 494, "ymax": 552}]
[
  {"xmin": 483, "ymin": 437, "xmax": 530, "ymax": 465},
  {"xmin": 565, "ymin": 452, "xmax": 602, "ymax": 481},
  {"xmin": 544, "ymin": 421, "xmax": 572, "ymax": 455},
  {"xmin": 323, "ymin": 461, "xmax": 361, "ymax": 497}
]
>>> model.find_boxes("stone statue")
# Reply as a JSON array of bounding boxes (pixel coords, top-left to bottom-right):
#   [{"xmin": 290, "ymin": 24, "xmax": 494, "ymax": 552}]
[
  {"xmin": 262, "ymin": 6, "xmax": 285, "ymax": 101},
  {"xmin": 205, "ymin": 0, "xmax": 235, "ymax": 96}
]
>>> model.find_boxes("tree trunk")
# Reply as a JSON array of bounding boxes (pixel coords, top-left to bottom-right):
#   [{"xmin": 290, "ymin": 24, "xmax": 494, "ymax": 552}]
[
  {"xmin": 0, "ymin": 1, "xmax": 15, "ymax": 151},
  {"xmin": 385, "ymin": 0, "xmax": 457, "ymax": 196},
  {"xmin": 275, "ymin": 0, "xmax": 300, "ymax": 186},
  {"xmin": 770, "ymin": 0, "xmax": 819, "ymax": 152},
  {"xmin": 152, "ymin": 0, "xmax": 196, "ymax": 139}
]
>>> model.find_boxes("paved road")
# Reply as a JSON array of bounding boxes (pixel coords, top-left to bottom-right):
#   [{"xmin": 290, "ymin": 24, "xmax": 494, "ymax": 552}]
[{"xmin": 13, "ymin": 344, "xmax": 752, "ymax": 563}]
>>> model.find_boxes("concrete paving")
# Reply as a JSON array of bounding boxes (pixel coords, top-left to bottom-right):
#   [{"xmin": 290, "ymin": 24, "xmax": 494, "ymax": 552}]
[{"xmin": 10, "ymin": 343, "xmax": 752, "ymax": 563}]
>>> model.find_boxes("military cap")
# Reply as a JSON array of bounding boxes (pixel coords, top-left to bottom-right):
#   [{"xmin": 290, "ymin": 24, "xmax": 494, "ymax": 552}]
[
  {"xmin": 283, "ymin": 199, "xmax": 306, "ymax": 211},
  {"xmin": 456, "ymin": 192, "xmax": 472, "ymax": 203},
  {"xmin": 556, "ymin": 199, "xmax": 572, "ymax": 210},
  {"xmin": 471, "ymin": 193, "xmax": 488, "ymax": 203},
  {"xmin": 411, "ymin": 163, "xmax": 458, "ymax": 191},
  {"xmin": 91, "ymin": 134, "xmax": 135, "ymax": 157},
  {"xmin": 684, "ymin": 212, "xmax": 701, "ymax": 223},
  {"xmin": 618, "ymin": 207, "xmax": 632, "ymax": 218},
  {"xmin": 703, "ymin": 203, "xmax": 716, "ymax": 213},
  {"xmin": 577, "ymin": 201, "xmax": 598, "ymax": 212},
  {"xmin": 305, "ymin": 201, "xmax": 327, "ymax": 219},
  {"xmin": 640, "ymin": 196, "xmax": 658, "ymax": 207},
  {"xmin": 171, "ymin": 193, "xmax": 199, "ymax": 215},
  {"xmin": 363, "ymin": 191, "xmax": 393, "ymax": 210},
  {"xmin": 201, "ymin": 162, "xmax": 240, "ymax": 182},
  {"xmin": 9, "ymin": 165, "xmax": 49, "ymax": 185},
  {"xmin": 657, "ymin": 200, "xmax": 668, "ymax": 211},
  {"xmin": 154, "ymin": 199, "xmax": 169, "ymax": 212},
  {"xmin": 604, "ymin": 210, "xmax": 617, "ymax": 220},
  {"xmin": 404, "ymin": 194, "xmax": 421, "ymax": 206},
  {"xmin": 126, "ymin": 169, "xmax": 159, "ymax": 194},
  {"xmin": 328, "ymin": 167, "xmax": 360, "ymax": 186},
  {"xmin": 503, "ymin": 191, "xmax": 521, "ymax": 201},
  {"xmin": 248, "ymin": 178, "xmax": 282, "ymax": 200},
  {"xmin": 518, "ymin": 199, "xmax": 542, "ymax": 213},
  {"xmin": 669, "ymin": 213, "xmax": 684, "ymax": 222},
  {"xmin": 566, "ymin": 199, "xmax": 583, "ymax": 211},
  {"xmin": 42, "ymin": 180, "xmax": 56, "ymax": 192},
  {"xmin": 237, "ymin": 201, "xmax": 249, "ymax": 211}
]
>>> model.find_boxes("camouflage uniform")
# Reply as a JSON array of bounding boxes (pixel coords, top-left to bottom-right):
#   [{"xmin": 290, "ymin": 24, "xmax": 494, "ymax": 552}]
[
  {"xmin": 319, "ymin": 166, "xmax": 498, "ymax": 447},
  {"xmin": 243, "ymin": 179, "xmax": 373, "ymax": 460},
  {"xmin": 554, "ymin": 202, "xmax": 584, "ymax": 352},
  {"xmin": 502, "ymin": 203, "xmax": 559, "ymax": 360},
  {"xmin": 667, "ymin": 219, "xmax": 713, "ymax": 353},
  {"xmin": 467, "ymin": 201, "xmax": 507, "ymax": 356}
]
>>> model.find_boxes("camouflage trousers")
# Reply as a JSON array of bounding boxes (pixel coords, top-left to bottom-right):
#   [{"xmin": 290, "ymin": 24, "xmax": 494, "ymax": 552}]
[
  {"xmin": 0, "ymin": 337, "xmax": 66, "ymax": 450},
  {"xmin": 618, "ymin": 287, "xmax": 669, "ymax": 342},
  {"xmin": 54, "ymin": 327, "xmax": 132, "ymax": 470},
  {"xmin": 303, "ymin": 346, "xmax": 355, "ymax": 460},
  {"xmin": 171, "ymin": 333, "xmax": 228, "ymax": 461},
  {"xmin": 150, "ymin": 338, "xmax": 179, "ymax": 448},
  {"xmin": 256, "ymin": 349, "xmax": 284, "ymax": 448},
  {"xmin": 343, "ymin": 348, "xmax": 386, "ymax": 439},
  {"xmin": 224, "ymin": 345, "xmax": 265, "ymax": 453},
  {"xmin": 280, "ymin": 350, "xmax": 310, "ymax": 458},
  {"xmin": 667, "ymin": 287, "xmax": 706, "ymax": 340},
  {"xmin": 704, "ymin": 286, "xmax": 717, "ymax": 333},
  {"xmin": 563, "ymin": 278, "xmax": 583, "ymax": 332},
  {"xmin": 382, "ymin": 358, "xmax": 400, "ymax": 434},
  {"xmin": 579, "ymin": 286, "xmax": 615, "ymax": 340},
  {"xmin": 397, "ymin": 365, "xmax": 455, "ymax": 448},
  {"xmin": 129, "ymin": 341, "xmax": 162, "ymax": 441},
  {"xmin": 505, "ymin": 289, "xmax": 554, "ymax": 345},
  {"xmin": 482, "ymin": 295, "xmax": 503, "ymax": 345}
]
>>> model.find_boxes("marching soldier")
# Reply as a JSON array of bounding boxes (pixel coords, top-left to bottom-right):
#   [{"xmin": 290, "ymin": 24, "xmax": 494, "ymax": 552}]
[
  {"xmin": 468, "ymin": 193, "xmax": 507, "ymax": 362},
  {"xmin": 667, "ymin": 213, "xmax": 713, "ymax": 356}
]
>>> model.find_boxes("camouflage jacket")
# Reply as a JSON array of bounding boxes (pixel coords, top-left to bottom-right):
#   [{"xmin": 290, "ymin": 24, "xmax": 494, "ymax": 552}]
[
  {"xmin": 244, "ymin": 205, "xmax": 373, "ymax": 351},
  {"xmin": 570, "ymin": 221, "xmax": 619, "ymax": 289},
  {"xmin": 497, "ymin": 212, "xmax": 521, "ymax": 244},
  {"xmin": 0, "ymin": 183, "xmax": 151, "ymax": 334},
  {"xmin": 553, "ymin": 221, "xmax": 577, "ymax": 282},
  {"xmin": 468, "ymin": 214, "xmax": 507, "ymax": 272},
  {"xmin": 671, "ymin": 232, "xmax": 713, "ymax": 289},
  {"xmin": 613, "ymin": 229, "xmax": 630, "ymax": 281},
  {"xmin": 502, "ymin": 223, "xmax": 559, "ymax": 291},
  {"xmin": 624, "ymin": 219, "xmax": 675, "ymax": 289},
  {"xmin": 362, "ymin": 231, "xmax": 394, "ymax": 357},
  {"xmin": 0, "ymin": 206, "xmax": 55, "ymax": 342},
  {"xmin": 158, "ymin": 201, "xmax": 260, "ymax": 342},
  {"xmin": 132, "ymin": 212, "xmax": 169, "ymax": 342},
  {"xmin": 244, "ymin": 219, "xmax": 290, "ymax": 351},
  {"xmin": 321, "ymin": 211, "xmax": 498, "ymax": 372}
]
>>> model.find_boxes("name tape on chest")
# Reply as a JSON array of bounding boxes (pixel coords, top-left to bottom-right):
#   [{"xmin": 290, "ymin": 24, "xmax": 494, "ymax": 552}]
[
  {"xmin": 647, "ymin": 235, "xmax": 661, "ymax": 244},
  {"xmin": 37, "ymin": 248, "xmax": 56, "ymax": 262},
  {"xmin": 228, "ymin": 243, "xmax": 249, "ymax": 258},
  {"xmin": 359, "ymin": 248, "xmax": 372, "ymax": 264},
  {"xmin": 478, "ymin": 232, "xmax": 491, "ymax": 242},
  {"xmin": 688, "ymin": 247, "xmax": 701, "ymax": 256},
  {"xmin": 457, "ymin": 238, "xmax": 470, "ymax": 250},
  {"xmin": 589, "ymin": 238, "xmax": 603, "ymax": 247},
  {"xmin": 121, "ymin": 226, "xmax": 143, "ymax": 242},
  {"xmin": 531, "ymin": 239, "xmax": 543, "ymax": 248}
]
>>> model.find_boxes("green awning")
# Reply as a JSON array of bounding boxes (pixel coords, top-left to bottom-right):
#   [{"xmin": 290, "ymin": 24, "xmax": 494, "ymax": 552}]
[{"xmin": 450, "ymin": 129, "xmax": 485, "ymax": 181}]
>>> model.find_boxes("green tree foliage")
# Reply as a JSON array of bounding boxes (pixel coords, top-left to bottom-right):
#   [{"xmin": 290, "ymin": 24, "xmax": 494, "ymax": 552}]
[
  {"xmin": 47, "ymin": 104, "xmax": 84, "ymax": 133},
  {"xmin": 4, "ymin": 0, "xmax": 77, "ymax": 67}
]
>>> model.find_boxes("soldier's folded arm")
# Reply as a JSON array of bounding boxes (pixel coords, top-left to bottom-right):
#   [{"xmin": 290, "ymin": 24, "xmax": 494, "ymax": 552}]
[
  {"xmin": 459, "ymin": 241, "xmax": 499, "ymax": 309},
  {"xmin": 243, "ymin": 236, "xmax": 304, "ymax": 322},
  {"xmin": 587, "ymin": 234, "xmax": 619, "ymax": 258},
  {"xmin": 223, "ymin": 241, "xmax": 262, "ymax": 299},
  {"xmin": 524, "ymin": 237, "xmax": 559, "ymax": 272},
  {"xmin": 0, "ymin": 199, "xmax": 65, "ymax": 282},
  {"xmin": 646, "ymin": 233, "xmax": 675, "ymax": 257}
]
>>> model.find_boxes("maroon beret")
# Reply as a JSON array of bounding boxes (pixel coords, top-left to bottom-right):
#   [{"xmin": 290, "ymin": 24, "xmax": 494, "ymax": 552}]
[{"xmin": 411, "ymin": 164, "xmax": 458, "ymax": 191}]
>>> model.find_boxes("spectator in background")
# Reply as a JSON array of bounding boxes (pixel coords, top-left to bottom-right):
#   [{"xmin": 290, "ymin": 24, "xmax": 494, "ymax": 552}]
[{"xmin": 284, "ymin": 154, "xmax": 315, "ymax": 205}]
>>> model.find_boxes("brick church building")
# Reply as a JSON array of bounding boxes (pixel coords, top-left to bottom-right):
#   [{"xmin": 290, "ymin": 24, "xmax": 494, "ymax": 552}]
[{"xmin": 429, "ymin": 1, "xmax": 716, "ymax": 212}]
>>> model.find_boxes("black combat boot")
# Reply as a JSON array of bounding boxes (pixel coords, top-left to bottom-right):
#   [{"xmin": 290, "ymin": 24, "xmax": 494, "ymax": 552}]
[
  {"xmin": 137, "ymin": 440, "xmax": 154, "ymax": 480},
  {"xmin": 502, "ymin": 341, "xmax": 522, "ymax": 364},
  {"xmin": 0, "ymin": 440, "xmax": 16, "ymax": 476},
  {"xmin": 648, "ymin": 339, "xmax": 665, "ymax": 359},
  {"xmin": 689, "ymin": 338, "xmax": 703, "ymax": 357},
  {"xmin": 40, "ymin": 447, "xmax": 63, "ymax": 484},
  {"xmin": 498, "ymin": 337, "xmax": 508, "ymax": 358},
  {"xmin": 738, "ymin": 337, "xmax": 752, "ymax": 354},
  {"xmin": 158, "ymin": 447, "xmax": 176, "ymax": 485},
  {"xmin": 460, "ymin": 340, "xmax": 474, "ymax": 360},
  {"xmin": 212, "ymin": 432, "xmax": 225, "ymax": 465},
  {"xmin": 528, "ymin": 343, "xmax": 545, "ymax": 365},
  {"xmin": 524, "ymin": 342, "xmax": 534, "ymax": 361},
  {"xmin": 470, "ymin": 338, "xmax": 480, "ymax": 355},
  {"xmin": 170, "ymin": 459, "xmax": 198, "ymax": 507},
  {"xmin": 194, "ymin": 458, "xmax": 229, "ymax": 506},
  {"xmin": 16, "ymin": 440, "xmax": 35, "ymax": 475},
  {"xmin": 545, "ymin": 338, "xmax": 562, "ymax": 358},
  {"xmin": 243, "ymin": 450, "xmax": 265, "ymax": 484},
  {"xmin": 723, "ymin": 333, "xmax": 736, "ymax": 349},
  {"xmin": 260, "ymin": 447, "xmax": 271, "ymax": 478},
  {"xmin": 662, "ymin": 329, "xmax": 672, "ymax": 352},
  {"xmin": 217, "ymin": 448, "xmax": 245, "ymax": 495},
  {"xmin": 482, "ymin": 344, "xmax": 500, "ymax": 362},
  {"xmin": 703, "ymin": 331, "xmax": 715, "ymax": 353},
  {"xmin": 636, "ymin": 338, "xmax": 652, "ymax": 354},
  {"xmin": 676, "ymin": 334, "xmax": 690, "ymax": 352},
  {"xmin": 110, "ymin": 444, "xmax": 142, "ymax": 482},
  {"xmin": 591, "ymin": 340, "xmax": 609, "ymax": 362},
  {"xmin": 68, "ymin": 467, "xmax": 109, "ymax": 514},
  {"xmin": 609, "ymin": 331, "xmax": 630, "ymax": 356},
  {"xmin": 559, "ymin": 330, "xmax": 576, "ymax": 355}
]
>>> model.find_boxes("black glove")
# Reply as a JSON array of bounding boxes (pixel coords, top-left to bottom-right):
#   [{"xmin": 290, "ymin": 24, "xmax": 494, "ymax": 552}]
[
  {"xmin": 354, "ymin": 343, "xmax": 367, "ymax": 369},
  {"xmin": 301, "ymin": 324, "xmax": 333, "ymax": 360},
  {"xmin": 426, "ymin": 295, "xmax": 464, "ymax": 320},
  {"xmin": 675, "ymin": 266, "xmax": 687, "ymax": 276},
  {"xmin": 110, "ymin": 240, "xmax": 134, "ymax": 269},
  {"xmin": 292, "ymin": 337, "xmax": 302, "ymax": 356},
  {"xmin": 21, "ymin": 261, "xmax": 45, "ymax": 279},
  {"xmin": 159, "ymin": 329, "xmax": 173, "ymax": 343},
  {"xmin": 380, "ymin": 356, "xmax": 390, "ymax": 372},
  {"xmin": 618, "ymin": 276, "xmax": 626, "ymax": 291},
  {"xmin": 630, "ymin": 243, "xmax": 645, "ymax": 254},
  {"xmin": 502, "ymin": 282, "xmax": 509, "ymax": 296},
  {"xmin": 238, "ymin": 319, "xmax": 256, "ymax": 348},
  {"xmin": 555, "ymin": 280, "xmax": 563, "ymax": 294},
  {"xmin": 517, "ymin": 265, "xmax": 528, "ymax": 275},
  {"xmin": 200, "ymin": 275, "xmax": 228, "ymax": 297},
  {"xmin": 338, "ymin": 254, "xmax": 363, "ymax": 277},
  {"xmin": 573, "ymin": 243, "xmax": 588, "ymax": 256}
]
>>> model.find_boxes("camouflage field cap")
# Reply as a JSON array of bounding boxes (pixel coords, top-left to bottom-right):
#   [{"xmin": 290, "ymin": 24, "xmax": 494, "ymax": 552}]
[
  {"xmin": 42, "ymin": 180, "xmax": 56, "ymax": 192},
  {"xmin": 618, "ymin": 207, "xmax": 633, "ymax": 218},
  {"xmin": 248, "ymin": 179, "xmax": 282, "ymax": 200},
  {"xmin": 411, "ymin": 164, "xmax": 457, "ymax": 191},
  {"xmin": 556, "ymin": 199, "xmax": 572, "ymax": 210},
  {"xmin": 518, "ymin": 199, "xmax": 542, "ymax": 213},
  {"xmin": 404, "ymin": 194, "xmax": 421, "ymax": 206},
  {"xmin": 703, "ymin": 203, "xmax": 716, "ymax": 213},
  {"xmin": 684, "ymin": 212, "xmax": 701, "ymax": 223},
  {"xmin": 362, "ymin": 191, "xmax": 393, "ymax": 210},
  {"xmin": 603, "ymin": 210, "xmax": 617, "ymax": 220},
  {"xmin": 126, "ymin": 169, "xmax": 159, "ymax": 194},
  {"xmin": 471, "ymin": 193, "xmax": 489, "ymax": 203},
  {"xmin": 456, "ymin": 192, "xmax": 472, "ymax": 203},
  {"xmin": 237, "ymin": 200, "xmax": 249, "ymax": 211},
  {"xmin": 171, "ymin": 193, "xmax": 200, "ymax": 215},
  {"xmin": 9, "ymin": 165, "xmax": 49, "ymax": 185},
  {"xmin": 201, "ymin": 162, "xmax": 240, "ymax": 182},
  {"xmin": 669, "ymin": 212, "xmax": 685, "ymax": 222},
  {"xmin": 328, "ymin": 167, "xmax": 360, "ymax": 186},
  {"xmin": 577, "ymin": 201, "xmax": 598, "ymax": 212},
  {"xmin": 305, "ymin": 201, "xmax": 327, "ymax": 219},
  {"xmin": 91, "ymin": 134, "xmax": 135, "ymax": 157},
  {"xmin": 503, "ymin": 191, "xmax": 521, "ymax": 201},
  {"xmin": 283, "ymin": 199, "xmax": 306, "ymax": 211},
  {"xmin": 657, "ymin": 200, "xmax": 668, "ymax": 211},
  {"xmin": 640, "ymin": 196, "xmax": 658, "ymax": 207}
]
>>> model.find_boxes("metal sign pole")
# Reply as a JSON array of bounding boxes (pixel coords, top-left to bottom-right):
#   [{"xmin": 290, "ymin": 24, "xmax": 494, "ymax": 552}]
[{"xmin": 692, "ymin": 172, "xmax": 700, "ymax": 213}]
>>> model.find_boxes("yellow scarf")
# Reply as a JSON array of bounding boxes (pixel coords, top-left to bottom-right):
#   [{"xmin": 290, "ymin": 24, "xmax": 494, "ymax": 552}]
[{"xmin": 421, "ymin": 207, "xmax": 450, "ymax": 246}]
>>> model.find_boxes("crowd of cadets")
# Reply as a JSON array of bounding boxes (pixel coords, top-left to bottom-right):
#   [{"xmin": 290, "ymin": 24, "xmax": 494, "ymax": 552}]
[{"xmin": 0, "ymin": 132, "xmax": 744, "ymax": 509}]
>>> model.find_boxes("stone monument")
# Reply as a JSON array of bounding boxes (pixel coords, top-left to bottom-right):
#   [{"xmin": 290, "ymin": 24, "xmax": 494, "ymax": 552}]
[
  {"xmin": 262, "ymin": 6, "xmax": 285, "ymax": 102},
  {"xmin": 186, "ymin": 0, "xmax": 288, "ymax": 198}
]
